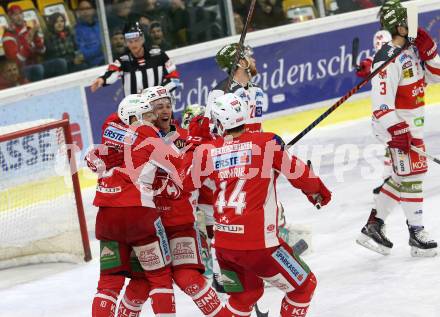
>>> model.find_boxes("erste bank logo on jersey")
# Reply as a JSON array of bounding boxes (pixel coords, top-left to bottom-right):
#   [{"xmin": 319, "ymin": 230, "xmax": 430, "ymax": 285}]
[
  {"xmin": 103, "ymin": 126, "xmax": 138, "ymax": 145},
  {"xmin": 212, "ymin": 149, "xmax": 252, "ymax": 170}
]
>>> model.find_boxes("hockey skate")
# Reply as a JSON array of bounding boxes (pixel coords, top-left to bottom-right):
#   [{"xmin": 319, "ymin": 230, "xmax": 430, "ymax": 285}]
[
  {"xmin": 356, "ymin": 209, "xmax": 393, "ymax": 255},
  {"xmin": 407, "ymin": 222, "xmax": 438, "ymax": 257}
]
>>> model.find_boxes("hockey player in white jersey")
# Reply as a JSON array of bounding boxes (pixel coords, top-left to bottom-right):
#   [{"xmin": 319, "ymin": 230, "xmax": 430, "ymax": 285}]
[
  {"xmin": 357, "ymin": 0, "xmax": 440, "ymax": 257},
  {"xmin": 207, "ymin": 43, "xmax": 268, "ymax": 133}
]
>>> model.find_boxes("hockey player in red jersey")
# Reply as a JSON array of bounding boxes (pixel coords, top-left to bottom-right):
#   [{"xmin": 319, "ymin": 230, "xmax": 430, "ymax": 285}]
[
  {"xmin": 111, "ymin": 87, "xmax": 229, "ymax": 317},
  {"xmin": 356, "ymin": 0, "xmax": 440, "ymax": 257},
  {"xmin": 184, "ymin": 93, "xmax": 332, "ymax": 317},
  {"xmin": 207, "ymin": 43, "xmax": 268, "ymax": 133},
  {"xmin": 91, "ymin": 93, "xmax": 178, "ymax": 317}
]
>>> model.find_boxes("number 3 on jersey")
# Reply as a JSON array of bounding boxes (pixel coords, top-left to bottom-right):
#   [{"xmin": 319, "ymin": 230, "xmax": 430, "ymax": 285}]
[{"xmin": 216, "ymin": 179, "xmax": 246, "ymax": 215}]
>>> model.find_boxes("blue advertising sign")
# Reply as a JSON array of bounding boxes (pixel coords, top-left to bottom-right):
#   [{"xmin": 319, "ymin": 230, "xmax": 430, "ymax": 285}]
[{"xmin": 85, "ymin": 9, "xmax": 440, "ymax": 143}]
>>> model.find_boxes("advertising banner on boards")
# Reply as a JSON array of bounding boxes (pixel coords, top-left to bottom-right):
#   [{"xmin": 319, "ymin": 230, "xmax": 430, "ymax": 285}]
[{"xmin": 86, "ymin": 8, "xmax": 440, "ymax": 143}]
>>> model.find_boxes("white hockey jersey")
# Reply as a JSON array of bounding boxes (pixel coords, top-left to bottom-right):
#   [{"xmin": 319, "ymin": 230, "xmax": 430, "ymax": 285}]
[
  {"xmin": 207, "ymin": 78, "xmax": 268, "ymax": 132},
  {"xmin": 371, "ymin": 42, "xmax": 440, "ymax": 142}
]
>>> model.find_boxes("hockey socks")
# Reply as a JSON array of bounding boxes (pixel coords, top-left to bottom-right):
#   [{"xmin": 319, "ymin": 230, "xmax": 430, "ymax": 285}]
[
  {"xmin": 280, "ymin": 273, "xmax": 316, "ymax": 317},
  {"xmin": 92, "ymin": 275, "xmax": 125, "ymax": 317},
  {"xmin": 117, "ymin": 278, "xmax": 150, "ymax": 317},
  {"xmin": 173, "ymin": 268, "xmax": 226, "ymax": 317}
]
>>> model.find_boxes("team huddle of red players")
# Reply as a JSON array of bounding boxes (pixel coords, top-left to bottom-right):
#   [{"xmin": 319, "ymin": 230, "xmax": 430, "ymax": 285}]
[{"xmin": 86, "ymin": 85, "xmax": 331, "ymax": 317}]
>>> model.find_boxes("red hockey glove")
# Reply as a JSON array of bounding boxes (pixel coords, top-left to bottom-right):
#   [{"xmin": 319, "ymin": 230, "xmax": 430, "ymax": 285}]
[
  {"xmin": 387, "ymin": 122, "xmax": 412, "ymax": 153},
  {"xmin": 415, "ymin": 28, "xmax": 438, "ymax": 62},
  {"xmin": 85, "ymin": 146, "xmax": 123, "ymax": 173},
  {"xmin": 304, "ymin": 178, "xmax": 332, "ymax": 208},
  {"xmin": 186, "ymin": 115, "xmax": 212, "ymax": 150},
  {"xmin": 356, "ymin": 58, "xmax": 372, "ymax": 78}
]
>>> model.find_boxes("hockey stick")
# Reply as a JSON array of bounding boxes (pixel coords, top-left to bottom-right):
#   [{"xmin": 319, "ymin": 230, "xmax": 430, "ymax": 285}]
[
  {"xmin": 411, "ymin": 145, "xmax": 440, "ymax": 165},
  {"xmin": 286, "ymin": 41, "xmax": 411, "ymax": 148},
  {"xmin": 351, "ymin": 37, "xmax": 361, "ymax": 71},
  {"xmin": 224, "ymin": 0, "xmax": 257, "ymax": 93}
]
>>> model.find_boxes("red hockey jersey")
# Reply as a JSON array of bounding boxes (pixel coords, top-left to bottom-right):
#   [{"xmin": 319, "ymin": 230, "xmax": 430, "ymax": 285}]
[
  {"xmin": 93, "ymin": 114, "xmax": 181, "ymax": 208},
  {"xmin": 184, "ymin": 131, "xmax": 322, "ymax": 250},
  {"xmin": 154, "ymin": 125, "xmax": 198, "ymax": 227}
]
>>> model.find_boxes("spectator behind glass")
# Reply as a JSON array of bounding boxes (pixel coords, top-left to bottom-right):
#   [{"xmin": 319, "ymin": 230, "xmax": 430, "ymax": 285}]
[
  {"xmin": 45, "ymin": 12, "xmax": 87, "ymax": 73},
  {"xmin": 110, "ymin": 28, "xmax": 126, "ymax": 58},
  {"xmin": 336, "ymin": 0, "xmax": 382, "ymax": 13},
  {"xmin": 253, "ymin": 0, "xmax": 287, "ymax": 30},
  {"xmin": 139, "ymin": 0, "xmax": 173, "ymax": 44},
  {"xmin": 0, "ymin": 58, "xmax": 28, "ymax": 90},
  {"xmin": 169, "ymin": 0, "xmax": 189, "ymax": 47},
  {"xmin": 107, "ymin": 0, "xmax": 137, "ymax": 33},
  {"xmin": 3, "ymin": 5, "xmax": 67, "ymax": 81},
  {"xmin": 75, "ymin": 0, "xmax": 105, "ymax": 67},
  {"xmin": 149, "ymin": 21, "xmax": 172, "ymax": 50}
]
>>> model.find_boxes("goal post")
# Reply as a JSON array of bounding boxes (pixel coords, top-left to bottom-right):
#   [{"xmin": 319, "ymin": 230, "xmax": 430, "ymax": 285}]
[{"xmin": 0, "ymin": 116, "xmax": 92, "ymax": 269}]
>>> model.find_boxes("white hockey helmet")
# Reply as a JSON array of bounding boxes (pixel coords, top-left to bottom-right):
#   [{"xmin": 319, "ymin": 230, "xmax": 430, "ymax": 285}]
[
  {"xmin": 373, "ymin": 30, "xmax": 392, "ymax": 52},
  {"xmin": 141, "ymin": 85, "xmax": 172, "ymax": 107},
  {"xmin": 118, "ymin": 94, "xmax": 154, "ymax": 125},
  {"xmin": 211, "ymin": 93, "xmax": 247, "ymax": 135}
]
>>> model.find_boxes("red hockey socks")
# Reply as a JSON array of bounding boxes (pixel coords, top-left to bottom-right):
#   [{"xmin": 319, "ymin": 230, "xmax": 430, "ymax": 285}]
[
  {"xmin": 147, "ymin": 269, "xmax": 175, "ymax": 316},
  {"xmin": 117, "ymin": 278, "xmax": 150, "ymax": 317},
  {"xmin": 225, "ymin": 287, "xmax": 264, "ymax": 317},
  {"xmin": 281, "ymin": 273, "xmax": 317, "ymax": 317},
  {"xmin": 92, "ymin": 275, "xmax": 125, "ymax": 317},
  {"xmin": 173, "ymin": 268, "xmax": 226, "ymax": 317}
]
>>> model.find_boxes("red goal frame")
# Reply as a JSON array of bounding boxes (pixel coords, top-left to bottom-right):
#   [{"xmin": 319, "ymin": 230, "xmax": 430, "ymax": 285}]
[{"xmin": 0, "ymin": 116, "xmax": 92, "ymax": 262}]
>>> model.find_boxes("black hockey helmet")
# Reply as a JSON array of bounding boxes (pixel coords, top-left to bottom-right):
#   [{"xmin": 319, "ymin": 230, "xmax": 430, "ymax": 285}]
[{"xmin": 123, "ymin": 22, "xmax": 143, "ymax": 40}]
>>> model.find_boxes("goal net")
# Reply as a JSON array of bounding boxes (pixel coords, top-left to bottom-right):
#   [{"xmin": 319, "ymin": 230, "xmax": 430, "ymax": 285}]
[{"xmin": 0, "ymin": 118, "xmax": 91, "ymax": 269}]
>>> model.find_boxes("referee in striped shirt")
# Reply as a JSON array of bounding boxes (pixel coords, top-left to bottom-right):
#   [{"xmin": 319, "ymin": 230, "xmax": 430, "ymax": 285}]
[{"xmin": 91, "ymin": 23, "xmax": 180, "ymax": 96}]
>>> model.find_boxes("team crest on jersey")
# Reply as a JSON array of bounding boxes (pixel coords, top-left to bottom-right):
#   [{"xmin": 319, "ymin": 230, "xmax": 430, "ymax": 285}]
[
  {"xmin": 378, "ymin": 69, "xmax": 387, "ymax": 79},
  {"xmin": 212, "ymin": 149, "xmax": 251, "ymax": 170},
  {"xmin": 103, "ymin": 126, "xmax": 138, "ymax": 145}
]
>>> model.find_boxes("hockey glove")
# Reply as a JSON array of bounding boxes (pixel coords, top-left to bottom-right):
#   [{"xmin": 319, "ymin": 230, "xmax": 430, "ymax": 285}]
[
  {"xmin": 186, "ymin": 115, "xmax": 212, "ymax": 150},
  {"xmin": 356, "ymin": 58, "xmax": 372, "ymax": 78},
  {"xmin": 85, "ymin": 146, "xmax": 123, "ymax": 173},
  {"xmin": 415, "ymin": 28, "xmax": 438, "ymax": 62},
  {"xmin": 304, "ymin": 178, "xmax": 331, "ymax": 208},
  {"xmin": 387, "ymin": 122, "xmax": 412, "ymax": 153}
]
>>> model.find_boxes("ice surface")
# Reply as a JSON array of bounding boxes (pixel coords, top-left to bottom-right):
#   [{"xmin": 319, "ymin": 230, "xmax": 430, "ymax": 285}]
[{"xmin": 1, "ymin": 105, "xmax": 440, "ymax": 317}]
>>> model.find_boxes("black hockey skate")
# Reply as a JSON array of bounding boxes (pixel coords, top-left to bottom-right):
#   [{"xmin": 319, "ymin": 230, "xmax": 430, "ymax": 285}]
[
  {"xmin": 356, "ymin": 209, "xmax": 393, "ymax": 255},
  {"xmin": 407, "ymin": 221, "xmax": 438, "ymax": 257}
]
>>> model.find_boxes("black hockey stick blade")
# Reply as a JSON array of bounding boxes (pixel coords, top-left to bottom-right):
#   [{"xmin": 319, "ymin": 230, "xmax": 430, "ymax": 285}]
[
  {"xmin": 255, "ymin": 303, "xmax": 269, "ymax": 317},
  {"xmin": 212, "ymin": 273, "xmax": 226, "ymax": 293},
  {"xmin": 351, "ymin": 37, "xmax": 360, "ymax": 70},
  {"xmin": 293, "ymin": 238, "xmax": 309, "ymax": 256}
]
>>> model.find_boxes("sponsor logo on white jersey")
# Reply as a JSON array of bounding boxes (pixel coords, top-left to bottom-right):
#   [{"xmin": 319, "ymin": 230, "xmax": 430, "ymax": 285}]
[{"xmin": 215, "ymin": 223, "xmax": 245, "ymax": 234}]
